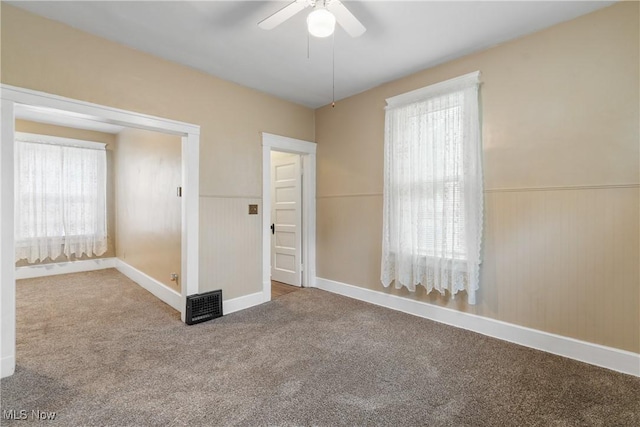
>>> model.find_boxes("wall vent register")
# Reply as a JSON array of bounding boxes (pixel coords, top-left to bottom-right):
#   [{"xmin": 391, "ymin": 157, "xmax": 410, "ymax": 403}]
[{"xmin": 186, "ymin": 290, "xmax": 223, "ymax": 325}]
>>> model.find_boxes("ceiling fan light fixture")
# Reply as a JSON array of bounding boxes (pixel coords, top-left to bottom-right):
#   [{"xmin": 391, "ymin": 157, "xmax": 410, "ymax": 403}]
[{"xmin": 307, "ymin": 8, "xmax": 336, "ymax": 38}]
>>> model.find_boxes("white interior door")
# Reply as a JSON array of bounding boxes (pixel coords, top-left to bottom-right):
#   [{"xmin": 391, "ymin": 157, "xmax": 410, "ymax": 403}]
[{"xmin": 270, "ymin": 151, "xmax": 302, "ymax": 286}]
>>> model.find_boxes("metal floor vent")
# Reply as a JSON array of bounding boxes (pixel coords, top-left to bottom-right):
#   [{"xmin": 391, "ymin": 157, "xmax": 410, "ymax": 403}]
[{"xmin": 186, "ymin": 290, "xmax": 223, "ymax": 325}]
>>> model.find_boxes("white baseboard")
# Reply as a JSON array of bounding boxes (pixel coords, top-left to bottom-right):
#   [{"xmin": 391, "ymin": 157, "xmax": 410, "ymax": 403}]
[
  {"xmin": 1, "ymin": 355, "xmax": 15, "ymax": 379},
  {"xmin": 316, "ymin": 277, "xmax": 640, "ymax": 377},
  {"xmin": 223, "ymin": 291, "xmax": 265, "ymax": 315},
  {"xmin": 15, "ymin": 257, "xmax": 117, "ymax": 280},
  {"xmin": 115, "ymin": 259, "xmax": 182, "ymax": 312},
  {"xmin": 13, "ymin": 256, "xmax": 265, "ymax": 319}
]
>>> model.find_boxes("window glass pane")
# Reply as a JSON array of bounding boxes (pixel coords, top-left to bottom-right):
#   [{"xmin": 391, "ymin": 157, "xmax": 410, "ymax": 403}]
[
  {"xmin": 392, "ymin": 92, "xmax": 466, "ymax": 260},
  {"xmin": 15, "ymin": 140, "xmax": 104, "ymax": 240}
]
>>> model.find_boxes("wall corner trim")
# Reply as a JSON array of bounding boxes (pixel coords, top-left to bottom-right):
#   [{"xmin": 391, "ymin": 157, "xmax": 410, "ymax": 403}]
[
  {"xmin": 15, "ymin": 257, "xmax": 117, "ymax": 280},
  {"xmin": 315, "ymin": 277, "xmax": 640, "ymax": 377},
  {"xmin": 115, "ymin": 259, "xmax": 182, "ymax": 312},
  {"xmin": 223, "ymin": 291, "xmax": 265, "ymax": 315}
]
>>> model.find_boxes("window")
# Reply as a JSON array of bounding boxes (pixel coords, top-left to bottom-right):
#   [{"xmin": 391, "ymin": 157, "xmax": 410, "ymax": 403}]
[
  {"xmin": 381, "ymin": 72, "xmax": 483, "ymax": 304},
  {"xmin": 15, "ymin": 132, "xmax": 108, "ymax": 263}
]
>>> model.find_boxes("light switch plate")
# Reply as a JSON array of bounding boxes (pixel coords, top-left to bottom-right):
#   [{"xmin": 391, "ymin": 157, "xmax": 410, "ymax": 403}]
[{"xmin": 248, "ymin": 204, "xmax": 258, "ymax": 215}]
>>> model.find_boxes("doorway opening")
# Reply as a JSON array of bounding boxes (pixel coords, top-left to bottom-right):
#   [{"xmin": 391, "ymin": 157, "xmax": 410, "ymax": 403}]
[
  {"xmin": 13, "ymin": 112, "xmax": 184, "ymax": 299},
  {"xmin": 1, "ymin": 85, "xmax": 200, "ymax": 378},
  {"xmin": 261, "ymin": 133, "xmax": 316, "ymax": 302}
]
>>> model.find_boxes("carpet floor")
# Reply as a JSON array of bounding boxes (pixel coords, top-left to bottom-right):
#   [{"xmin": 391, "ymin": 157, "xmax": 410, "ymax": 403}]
[{"xmin": 1, "ymin": 269, "xmax": 639, "ymax": 426}]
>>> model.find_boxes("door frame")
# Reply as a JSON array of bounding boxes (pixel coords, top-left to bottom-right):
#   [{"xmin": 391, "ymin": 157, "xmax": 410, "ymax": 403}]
[
  {"xmin": 1, "ymin": 84, "xmax": 200, "ymax": 378},
  {"xmin": 261, "ymin": 133, "xmax": 316, "ymax": 301}
]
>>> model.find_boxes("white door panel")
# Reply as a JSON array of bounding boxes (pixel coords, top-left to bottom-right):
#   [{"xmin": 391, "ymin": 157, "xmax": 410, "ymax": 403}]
[{"xmin": 270, "ymin": 152, "xmax": 302, "ymax": 286}]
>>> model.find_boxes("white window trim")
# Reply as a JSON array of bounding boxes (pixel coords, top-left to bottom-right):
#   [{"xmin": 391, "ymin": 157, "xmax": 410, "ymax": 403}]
[
  {"xmin": 15, "ymin": 132, "xmax": 106, "ymax": 151},
  {"xmin": 382, "ymin": 70, "xmax": 483, "ymax": 304},
  {"xmin": 14, "ymin": 133, "xmax": 108, "ymax": 250},
  {"xmin": 386, "ymin": 71, "xmax": 480, "ymax": 109}
]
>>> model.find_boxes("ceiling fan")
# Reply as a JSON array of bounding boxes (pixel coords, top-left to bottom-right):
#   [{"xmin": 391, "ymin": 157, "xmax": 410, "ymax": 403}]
[{"xmin": 258, "ymin": 0, "xmax": 366, "ymax": 38}]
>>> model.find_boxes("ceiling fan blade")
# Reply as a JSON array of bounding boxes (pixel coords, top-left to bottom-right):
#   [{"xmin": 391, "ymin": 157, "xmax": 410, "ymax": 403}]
[
  {"xmin": 258, "ymin": 0, "xmax": 308, "ymax": 30},
  {"xmin": 327, "ymin": 0, "xmax": 366, "ymax": 37}
]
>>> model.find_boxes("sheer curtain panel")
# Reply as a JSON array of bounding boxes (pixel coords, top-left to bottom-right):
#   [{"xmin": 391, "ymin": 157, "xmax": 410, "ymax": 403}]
[
  {"xmin": 381, "ymin": 71, "xmax": 483, "ymax": 304},
  {"xmin": 15, "ymin": 133, "xmax": 108, "ymax": 263}
]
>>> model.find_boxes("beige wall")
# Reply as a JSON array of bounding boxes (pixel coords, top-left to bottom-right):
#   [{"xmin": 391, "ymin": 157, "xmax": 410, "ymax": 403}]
[
  {"xmin": 115, "ymin": 128, "xmax": 181, "ymax": 291},
  {"xmin": 14, "ymin": 120, "xmax": 117, "ymax": 266},
  {"xmin": 5, "ymin": 3, "xmax": 639, "ymax": 351},
  {"xmin": 1, "ymin": 4, "xmax": 316, "ymax": 299},
  {"xmin": 315, "ymin": 3, "xmax": 639, "ymax": 352}
]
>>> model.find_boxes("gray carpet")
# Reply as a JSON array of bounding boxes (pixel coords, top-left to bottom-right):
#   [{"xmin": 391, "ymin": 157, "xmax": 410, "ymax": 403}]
[{"xmin": 1, "ymin": 269, "xmax": 639, "ymax": 426}]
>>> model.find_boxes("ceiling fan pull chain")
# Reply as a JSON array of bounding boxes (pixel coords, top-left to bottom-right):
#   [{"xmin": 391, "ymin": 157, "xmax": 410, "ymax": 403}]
[{"xmin": 332, "ymin": 31, "xmax": 335, "ymax": 108}]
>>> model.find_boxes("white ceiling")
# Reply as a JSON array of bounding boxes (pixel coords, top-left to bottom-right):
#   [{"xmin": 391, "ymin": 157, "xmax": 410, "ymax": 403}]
[{"xmin": 9, "ymin": 1, "xmax": 614, "ymax": 108}]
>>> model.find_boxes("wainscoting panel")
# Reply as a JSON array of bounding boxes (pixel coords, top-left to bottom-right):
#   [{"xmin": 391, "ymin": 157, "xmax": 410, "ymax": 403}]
[
  {"xmin": 199, "ymin": 196, "xmax": 263, "ymax": 300},
  {"xmin": 483, "ymin": 186, "xmax": 639, "ymax": 353},
  {"xmin": 316, "ymin": 186, "xmax": 639, "ymax": 353}
]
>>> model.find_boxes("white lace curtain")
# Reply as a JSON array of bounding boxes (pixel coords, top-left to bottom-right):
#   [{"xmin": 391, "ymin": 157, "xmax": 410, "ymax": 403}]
[
  {"xmin": 381, "ymin": 72, "xmax": 483, "ymax": 304},
  {"xmin": 15, "ymin": 133, "xmax": 108, "ymax": 263}
]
